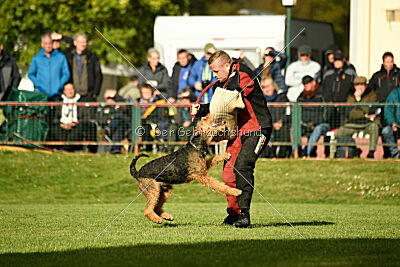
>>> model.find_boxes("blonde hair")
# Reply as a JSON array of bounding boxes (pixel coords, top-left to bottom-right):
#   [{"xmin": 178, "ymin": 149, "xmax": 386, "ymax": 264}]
[
  {"xmin": 208, "ymin": 50, "xmax": 232, "ymax": 65},
  {"xmin": 260, "ymin": 77, "xmax": 278, "ymax": 92}
]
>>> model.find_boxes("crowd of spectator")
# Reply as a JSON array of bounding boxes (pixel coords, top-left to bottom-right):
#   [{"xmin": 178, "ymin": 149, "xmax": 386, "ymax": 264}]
[{"xmin": 0, "ymin": 33, "xmax": 399, "ymax": 158}]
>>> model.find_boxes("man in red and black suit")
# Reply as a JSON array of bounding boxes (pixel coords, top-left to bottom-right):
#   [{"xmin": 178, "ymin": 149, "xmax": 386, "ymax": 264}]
[{"xmin": 192, "ymin": 50, "xmax": 272, "ymax": 228}]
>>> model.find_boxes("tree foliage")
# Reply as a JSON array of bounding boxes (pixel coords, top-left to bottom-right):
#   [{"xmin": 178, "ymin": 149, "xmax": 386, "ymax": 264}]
[{"xmin": 0, "ymin": 0, "xmax": 180, "ymax": 67}]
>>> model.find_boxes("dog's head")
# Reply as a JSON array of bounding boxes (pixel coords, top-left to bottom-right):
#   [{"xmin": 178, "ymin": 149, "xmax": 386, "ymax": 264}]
[{"xmin": 193, "ymin": 114, "xmax": 226, "ymax": 145}]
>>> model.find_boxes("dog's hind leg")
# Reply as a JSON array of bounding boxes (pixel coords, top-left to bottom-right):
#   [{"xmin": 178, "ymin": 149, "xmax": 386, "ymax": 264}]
[
  {"xmin": 193, "ymin": 174, "xmax": 242, "ymax": 196},
  {"xmin": 138, "ymin": 179, "xmax": 163, "ymax": 224},
  {"xmin": 206, "ymin": 153, "xmax": 231, "ymax": 169},
  {"xmin": 155, "ymin": 184, "xmax": 174, "ymax": 221}
]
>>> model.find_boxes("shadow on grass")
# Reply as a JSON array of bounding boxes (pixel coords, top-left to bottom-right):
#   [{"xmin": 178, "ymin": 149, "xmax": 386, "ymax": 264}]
[
  {"xmin": 157, "ymin": 221, "xmax": 334, "ymax": 228},
  {"xmin": 1, "ymin": 239, "xmax": 399, "ymax": 266}
]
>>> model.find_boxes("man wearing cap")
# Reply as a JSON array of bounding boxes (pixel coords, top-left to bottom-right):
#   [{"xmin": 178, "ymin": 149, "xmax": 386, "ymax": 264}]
[
  {"xmin": 296, "ymin": 75, "xmax": 329, "ymax": 157},
  {"xmin": 331, "ymin": 76, "xmax": 380, "ymax": 159},
  {"xmin": 188, "ymin": 43, "xmax": 217, "ymax": 103},
  {"xmin": 285, "ymin": 44, "xmax": 321, "ymax": 102}
]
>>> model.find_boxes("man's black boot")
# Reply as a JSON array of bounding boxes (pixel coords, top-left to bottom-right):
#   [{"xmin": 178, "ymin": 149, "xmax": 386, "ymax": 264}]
[
  {"xmin": 234, "ymin": 212, "xmax": 250, "ymax": 228},
  {"xmin": 221, "ymin": 214, "xmax": 239, "ymax": 225}
]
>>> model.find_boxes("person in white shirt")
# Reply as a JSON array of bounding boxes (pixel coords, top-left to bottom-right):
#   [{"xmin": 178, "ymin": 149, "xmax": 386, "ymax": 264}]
[{"xmin": 285, "ymin": 45, "xmax": 321, "ymax": 102}]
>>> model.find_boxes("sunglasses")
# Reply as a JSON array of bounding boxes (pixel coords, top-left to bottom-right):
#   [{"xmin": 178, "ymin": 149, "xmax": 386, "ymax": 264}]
[{"xmin": 206, "ymin": 51, "xmax": 214, "ymax": 55}]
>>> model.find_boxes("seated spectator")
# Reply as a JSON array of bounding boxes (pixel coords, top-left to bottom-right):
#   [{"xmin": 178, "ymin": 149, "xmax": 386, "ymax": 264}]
[
  {"xmin": 138, "ymin": 48, "xmax": 169, "ymax": 97},
  {"xmin": 170, "ymin": 89, "xmax": 194, "ymax": 142},
  {"xmin": 136, "ymin": 83, "xmax": 169, "ymax": 150},
  {"xmin": 0, "ymin": 42, "xmax": 21, "ymax": 101},
  {"xmin": 119, "ymin": 75, "xmax": 140, "ymax": 101},
  {"xmin": 48, "ymin": 83, "xmax": 97, "ymax": 152},
  {"xmin": 321, "ymin": 51, "xmax": 357, "ymax": 129},
  {"xmin": 332, "ymin": 77, "xmax": 380, "ymax": 159},
  {"xmin": 168, "ymin": 49, "xmax": 197, "ymax": 103},
  {"xmin": 285, "ymin": 45, "xmax": 321, "ymax": 102},
  {"xmin": 259, "ymin": 78, "xmax": 291, "ymax": 158},
  {"xmin": 296, "ymin": 75, "xmax": 329, "ymax": 158},
  {"xmin": 383, "ymin": 86, "xmax": 400, "ymax": 158},
  {"xmin": 188, "ymin": 43, "xmax": 217, "ymax": 103},
  {"xmin": 369, "ymin": 51, "xmax": 400, "ymax": 103},
  {"xmin": 99, "ymin": 89, "xmax": 130, "ymax": 154},
  {"xmin": 64, "ymin": 33, "xmax": 103, "ymax": 102},
  {"xmin": 255, "ymin": 47, "xmax": 287, "ymax": 93},
  {"xmin": 28, "ymin": 34, "xmax": 70, "ymax": 101}
]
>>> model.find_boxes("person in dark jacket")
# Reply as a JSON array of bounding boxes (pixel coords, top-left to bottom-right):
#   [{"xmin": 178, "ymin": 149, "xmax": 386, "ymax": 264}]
[
  {"xmin": 259, "ymin": 77, "xmax": 291, "ymax": 158},
  {"xmin": 297, "ymin": 75, "xmax": 329, "ymax": 157},
  {"xmin": 320, "ymin": 51, "xmax": 357, "ymax": 129},
  {"xmin": 64, "ymin": 33, "xmax": 103, "ymax": 102},
  {"xmin": 369, "ymin": 52, "xmax": 400, "ymax": 103},
  {"xmin": 383, "ymin": 87, "xmax": 400, "ymax": 158},
  {"xmin": 0, "ymin": 44, "xmax": 21, "ymax": 100},
  {"xmin": 332, "ymin": 77, "xmax": 380, "ymax": 159},
  {"xmin": 138, "ymin": 48, "xmax": 170, "ymax": 98},
  {"xmin": 192, "ymin": 50, "xmax": 272, "ymax": 228},
  {"xmin": 168, "ymin": 49, "xmax": 197, "ymax": 102},
  {"xmin": 255, "ymin": 47, "xmax": 287, "ymax": 93}
]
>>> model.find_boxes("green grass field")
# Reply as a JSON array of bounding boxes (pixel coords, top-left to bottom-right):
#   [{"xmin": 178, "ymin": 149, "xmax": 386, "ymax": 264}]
[{"xmin": 0, "ymin": 150, "xmax": 399, "ymax": 266}]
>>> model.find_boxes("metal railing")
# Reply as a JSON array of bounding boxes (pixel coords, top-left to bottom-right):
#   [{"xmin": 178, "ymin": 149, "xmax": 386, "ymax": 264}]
[{"xmin": 0, "ymin": 101, "xmax": 399, "ymax": 158}]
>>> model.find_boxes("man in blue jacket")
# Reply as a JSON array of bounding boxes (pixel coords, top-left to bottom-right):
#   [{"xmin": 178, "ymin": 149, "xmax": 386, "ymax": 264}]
[
  {"xmin": 28, "ymin": 34, "xmax": 70, "ymax": 101},
  {"xmin": 188, "ymin": 43, "xmax": 217, "ymax": 103},
  {"xmin": 383, "ymin": 87, "xmax": 400, "ymax": 158}
]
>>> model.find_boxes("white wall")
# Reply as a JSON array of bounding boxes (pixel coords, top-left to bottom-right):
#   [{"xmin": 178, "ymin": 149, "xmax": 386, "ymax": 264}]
[{"xmin": 350, "ymin": 0, "xmax": 400, "ymax": 79}]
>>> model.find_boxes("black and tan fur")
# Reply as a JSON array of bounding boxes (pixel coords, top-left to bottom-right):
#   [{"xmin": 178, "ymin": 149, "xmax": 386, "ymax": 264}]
[{"xmin": 130, "ymin": 115, "xmax": 242, "ymax": 223}]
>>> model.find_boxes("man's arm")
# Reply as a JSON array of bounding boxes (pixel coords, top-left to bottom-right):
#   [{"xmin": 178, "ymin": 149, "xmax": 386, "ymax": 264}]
[
  {"xmin": 188, "ymin": 61, "xmax": 201, "ymax": 88},
  {"xmin": 93, "ymin": 54, "xmax": 103, "ymax": 97},
  {"xmin": 11, "ymin": 57, "xmax": 21, "ymax": 89},
  {"xmin": 28, "ymin": 57, "xmax": 38, "ymax": 88},
  {"xmin": 59, "ymin": 56, "xmax": 70, "ymax": 91}
]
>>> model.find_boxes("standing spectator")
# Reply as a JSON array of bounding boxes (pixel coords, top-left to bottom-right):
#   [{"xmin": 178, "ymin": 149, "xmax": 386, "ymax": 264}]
[
  {"xmin": 28, "ymin": 34, "xmax": 70, "ymax": 101},
  {"xmin": 321, "ymin": 51, "xmax": 357, "ymax": 129},
  {"xmin": 285, "ymin": 45, "xmax": 321, "ymax": 102},
  {"xmin": 51, "ymin": 32, "xmax": 74, "ymax": 54},
  {"xmin": 369, "ymin": 52, "xmax": 400, "ymax": 158},
  {"xmin": 188, "ymin": 43, "xmax": 217, "ymax": 103},
  {"xmin": 322, "ymin": 51, "xmax": 357, "ymax": 81},
  {"xmin": 260, "ymin": 77, "xmax": 291, "ymax": 158},
  {"xmin": 234, "ymin": 49, "xmax": 256, "ymax": 71},
  {"xmin": 332, "ymin": 77, "xmax": 380, "ymax": 159},
  {"xmin": 119, "ymin": 75, "xmax": 140, "ymax": 101},
  {"xmin": 369, "ymin": 52, "xmax": 400, "ymax": 103},
  {"xmin": 0, "ymin": 43, "xmax": 21, "ymax": 100},
  {"xmin": 255, "ymin": 47, "xmax": 287, "ymax": 93},
  {"xmin": 321, "ymin": 45, "xmax": 338, "ymax": 78},
  {"xmin": 138, "ymin": 48, "xmax": 169, "ymax": 97},
  {"xmin": 168, "ymin": 49, "xmax": 197, "ymax": 102},
  {"xmin": 296, "ymin": 75, "xmax": 329, "ymax": 158},
  {"xmin": 64, "ymin": 33, "xmax": 102, "ymax": 102},
  {"xmin": 383, "ymin": 86, "xmax": 400, "ymax": 158}
]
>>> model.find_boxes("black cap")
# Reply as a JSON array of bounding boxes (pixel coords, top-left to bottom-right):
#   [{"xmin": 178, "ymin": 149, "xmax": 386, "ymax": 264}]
[
  {"xmin": 334, "ymin": 51, "xmax": 345, "ymax": 61},
  {"xmin": 302, "ymin": 75, "xmax": 314, "ymax": 85}
]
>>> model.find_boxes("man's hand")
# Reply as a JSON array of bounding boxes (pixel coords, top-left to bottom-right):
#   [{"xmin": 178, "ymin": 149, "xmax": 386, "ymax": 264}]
[
  {"xmin": 168, "ymin": 97, "xmax": 176, "ymax": 104},
  {"xmin": 393, "ymin": 123, "xmax": 398, "ymax": 132},
  {"xmin": 183, "ymin": 121, "xmax": 191, "ymax": 128},
  {"xmin": 273, "ymin": 120, "xmax": 282, "ymax": 131},
  {"xmin": 61, "ymin": 123, "xmax": 72, "ymax": 130},
  {"xmin": 191, "ymin": 104, "xmax": 200, "ymax": 116},
  {"xmin": 365, "ymin": 114, "xmax": 376, "ymax": 121},
  {"xmin": 194, "ymin": 81, "xmax": 202, "ymax": 91}
]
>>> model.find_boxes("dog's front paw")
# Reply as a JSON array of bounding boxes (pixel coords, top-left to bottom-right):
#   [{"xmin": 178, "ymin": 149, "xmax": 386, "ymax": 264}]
[
  {"xmin": 161, "ymin": 212, "xmax": 174, "ymax": 221},
  {"xmin": 231, "ymin": 188, "xmax": 242, "ymax": 196}
]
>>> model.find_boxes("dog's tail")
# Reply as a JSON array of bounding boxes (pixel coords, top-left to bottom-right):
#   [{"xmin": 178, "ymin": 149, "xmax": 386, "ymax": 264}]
[{"xmin": 130, "ymin": 153, "xmax": 149, "ymax": 178}]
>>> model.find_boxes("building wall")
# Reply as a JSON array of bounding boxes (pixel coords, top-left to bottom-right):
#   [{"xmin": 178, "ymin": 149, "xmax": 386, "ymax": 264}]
[{"xmin": 350, "ymin": 0, "xmax": 400, "ymax": 79}]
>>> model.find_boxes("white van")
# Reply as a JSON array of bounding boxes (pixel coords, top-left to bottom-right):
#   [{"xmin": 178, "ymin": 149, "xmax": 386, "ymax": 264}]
[{"xmin": 154, "ymin": 15, "xmax": 286, "ymax": 75}]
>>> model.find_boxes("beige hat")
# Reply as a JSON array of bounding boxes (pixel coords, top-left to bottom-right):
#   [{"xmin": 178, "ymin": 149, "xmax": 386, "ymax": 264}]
[{"xmin": 353, "ymin": 76, "xmax": 367, "ymax": 85}]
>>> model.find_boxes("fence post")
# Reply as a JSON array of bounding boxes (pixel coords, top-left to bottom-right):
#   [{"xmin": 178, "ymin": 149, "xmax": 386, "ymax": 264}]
[
  {"xmin": 131, "ymin": 104, "xmax": 141, "ymax": 155},
  {"xmin": 292, "ymin": 103, "xmax": 301, "ymax": 158}
]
